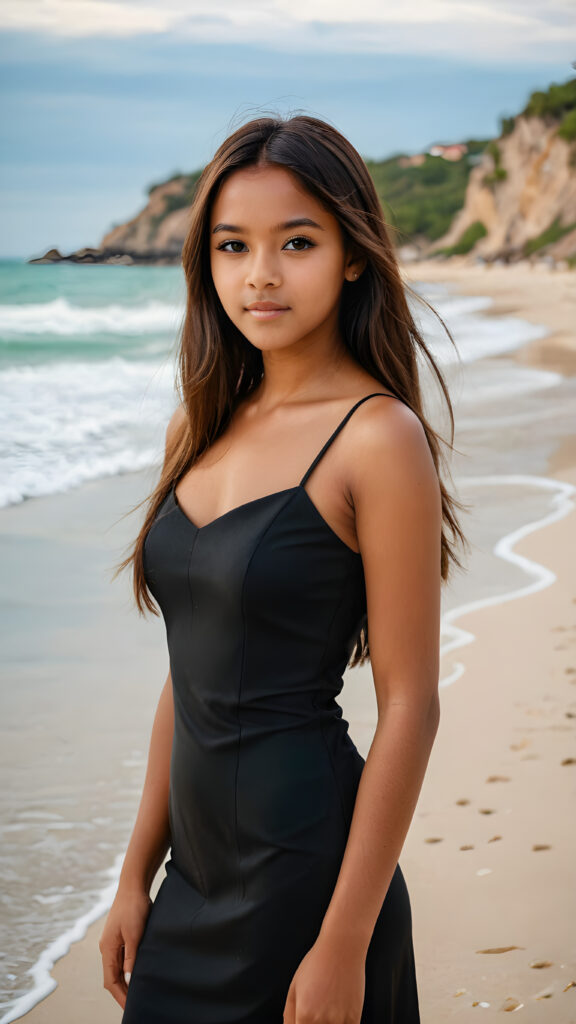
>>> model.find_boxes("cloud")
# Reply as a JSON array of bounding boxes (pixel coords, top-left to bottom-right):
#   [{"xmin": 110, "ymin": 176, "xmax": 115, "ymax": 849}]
[{"xmin": 0, "ymin": 0, "xmax": 574, "ymax": 61}]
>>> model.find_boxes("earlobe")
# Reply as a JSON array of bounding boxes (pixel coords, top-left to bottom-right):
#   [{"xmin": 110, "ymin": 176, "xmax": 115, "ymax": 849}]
[{"xmin": 345, "ymin": 255, "xmax": 366, "ymax": 282}]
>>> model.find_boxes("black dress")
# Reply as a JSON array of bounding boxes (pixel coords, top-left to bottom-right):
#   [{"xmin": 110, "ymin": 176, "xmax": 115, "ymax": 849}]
[{"xmin": 121, "ymin": 392, "xmax": 420, "ymax": 1023}]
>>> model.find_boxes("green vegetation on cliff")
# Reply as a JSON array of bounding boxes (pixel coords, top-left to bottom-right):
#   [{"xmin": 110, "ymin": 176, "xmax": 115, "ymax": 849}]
[
  {"xmin": 432, "ymin": 221, "xmax": 488, "ymax": 257},
  {"xmin": 523, "ymin": 216, "xmax": 576, "ymax": 257},
  {"xmin": 365, "ymin": 140, "xmax": 488, "ymax": 244},
  {"xmin": 500, "ymin": 77, "xmax": 576, "ymax": 143}
]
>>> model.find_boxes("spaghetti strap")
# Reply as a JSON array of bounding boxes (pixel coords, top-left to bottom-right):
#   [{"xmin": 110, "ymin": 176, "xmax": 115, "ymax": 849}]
[{"xmin": 299, "ymin": 392, "xmax": 399, "ymax": 487}]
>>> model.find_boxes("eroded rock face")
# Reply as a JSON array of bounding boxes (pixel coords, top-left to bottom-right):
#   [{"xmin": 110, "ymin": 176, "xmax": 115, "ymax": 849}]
[
  {"xmin": 434, "ymin": 116, "xmax": 576, "ymax": 261},
  {"xmin": 98, "ymin": 176, "xmax": 192, "ymax": 258}
]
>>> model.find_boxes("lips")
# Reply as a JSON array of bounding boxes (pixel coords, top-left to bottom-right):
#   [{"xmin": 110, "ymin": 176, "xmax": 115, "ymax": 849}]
[{"xmin": 245, "ymin": 302, "xmax": 289, "ymax": 310}]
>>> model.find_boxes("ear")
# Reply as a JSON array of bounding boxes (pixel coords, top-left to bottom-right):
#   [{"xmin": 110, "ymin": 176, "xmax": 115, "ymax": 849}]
[{"xmin": 344, "ymin": 249, "xmax": 367, "ymax": 283}]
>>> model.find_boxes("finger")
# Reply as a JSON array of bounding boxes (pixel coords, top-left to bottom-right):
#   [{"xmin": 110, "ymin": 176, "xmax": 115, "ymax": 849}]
[
  {"xmin": 106, "ymin": 977, "xmax": 128, "ymax": 1010},
  {"xmin": 101, "ymin": 940, "xmax": 125, "ymax": 993},
  {"xmin": 123, "ymin": 948, "xmax": 137, "ymax": 986},
  {"xmin": 101, "ymin": 946, "xmax": 129, "ymax": 1009}
]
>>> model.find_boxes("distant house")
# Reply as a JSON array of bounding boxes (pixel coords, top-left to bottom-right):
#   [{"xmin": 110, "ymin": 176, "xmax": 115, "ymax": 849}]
[
  {"xmin": 427, "ymin": 143, "xmax": 468, "ymax": 162},
  {"xmin": 396, "ymin": 143, "xmax": 468, "ymax": 168}
]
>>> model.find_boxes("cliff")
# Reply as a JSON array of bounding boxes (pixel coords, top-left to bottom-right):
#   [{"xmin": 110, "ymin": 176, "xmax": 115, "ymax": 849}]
[{"xmin": 431, "ymin": 115, "xmax": 576, "ymax": 263}]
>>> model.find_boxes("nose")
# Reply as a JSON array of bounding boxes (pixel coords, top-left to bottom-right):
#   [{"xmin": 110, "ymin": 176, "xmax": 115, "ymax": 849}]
[{"xmin": 245, "ymin": 247, "xmax": 282, "ymax": 290}]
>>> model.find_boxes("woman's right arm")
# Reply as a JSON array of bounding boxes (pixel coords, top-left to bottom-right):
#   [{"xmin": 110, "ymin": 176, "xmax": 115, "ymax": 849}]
[
  {"xmin": 118, "ymin": 667, "xmax": 174, "ymax": 894},
  {"xmin": 99, "ymin": 404, "xmax": 187, "ymax": 1009},
  {"xmin": 99, "ymin": 669, "xmax": 174, "ymax": 1009}
]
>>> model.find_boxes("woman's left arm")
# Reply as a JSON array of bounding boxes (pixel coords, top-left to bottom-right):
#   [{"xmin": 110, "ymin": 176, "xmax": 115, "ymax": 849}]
[{"xmin": 283, "ymin": 400, "xmax": 442, "ymax": 1023}]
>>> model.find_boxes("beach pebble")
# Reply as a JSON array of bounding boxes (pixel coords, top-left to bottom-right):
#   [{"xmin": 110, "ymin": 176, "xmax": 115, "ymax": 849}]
[
  {"xmin": 486, "ymin": 774, "xmax": 510, "ymax": 782},
  {"xmin": 460, "ymin": 844, "xmax": 474, "ymax": 850},
  {"xmin": 487, "ymin": 835, "xmax": 502, "ymax": 842},
  {"xmin": 532, "ymin": 843, "xmax": 551, "ymax": 851},
  {"xmin": 529, "ymin": 960, "xmax": 553, "ymax": 968}
]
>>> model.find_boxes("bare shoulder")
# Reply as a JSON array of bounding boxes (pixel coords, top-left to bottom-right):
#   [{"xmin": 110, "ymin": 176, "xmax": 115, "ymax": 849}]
[
  {"xmin": 346, "ymin": 394, "xmax": 440, "ymax": 510},
  {"xmin": 165, "ymin": 403, "xmax": 188, "ymax": 448}
]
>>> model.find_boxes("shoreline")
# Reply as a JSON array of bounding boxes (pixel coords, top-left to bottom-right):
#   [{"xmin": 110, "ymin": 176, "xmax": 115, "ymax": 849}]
[
  {"xmin": 402, "ymin": 256, "xmax": 576, "ymax": 378},
  {"xmin": 6, "ymin": 260, "xmax": 576, "ymax": 1023}
]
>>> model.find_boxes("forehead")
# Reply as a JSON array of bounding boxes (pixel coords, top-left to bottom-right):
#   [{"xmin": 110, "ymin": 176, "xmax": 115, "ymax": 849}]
[{"xmin": 210, "ymin": 164, "xmax": 327, "ymax": 223}]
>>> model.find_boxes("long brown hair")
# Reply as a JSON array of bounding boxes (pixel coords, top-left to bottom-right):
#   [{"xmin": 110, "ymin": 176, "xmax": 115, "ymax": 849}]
[{"xmin": 114, "ymin": 113, "xmax": 470, "ymax": 667}]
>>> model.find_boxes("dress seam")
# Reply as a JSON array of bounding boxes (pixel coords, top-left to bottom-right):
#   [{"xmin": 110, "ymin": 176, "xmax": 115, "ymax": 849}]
[
  {"xmin": 236, "ymin": 489, "xmax": 302, "ymax": 903},
  {"xmin": 181, "ymin": 531, "xmax": 209, "ymax": 897}
]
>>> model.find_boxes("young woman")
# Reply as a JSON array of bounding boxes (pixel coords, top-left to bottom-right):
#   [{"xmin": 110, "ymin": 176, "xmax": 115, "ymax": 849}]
[{"xmin": 99, "ymin": 113, "xmax": 467, "ymax": 1024}]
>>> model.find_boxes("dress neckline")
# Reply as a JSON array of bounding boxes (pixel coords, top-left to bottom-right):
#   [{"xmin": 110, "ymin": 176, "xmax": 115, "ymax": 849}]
[
  {"xmin": 171, "ymin": 391, "xmax": 398, "ymax": 549},
  {"xmin": 171, "ymin": 483, "xmax": 362, "ymax": 557}
]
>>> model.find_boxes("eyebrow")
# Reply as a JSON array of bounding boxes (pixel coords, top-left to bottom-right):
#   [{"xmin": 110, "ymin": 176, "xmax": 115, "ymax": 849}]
[{"xmin": 211, "ymin": 217, "xmax": 325, "ymax": 235}]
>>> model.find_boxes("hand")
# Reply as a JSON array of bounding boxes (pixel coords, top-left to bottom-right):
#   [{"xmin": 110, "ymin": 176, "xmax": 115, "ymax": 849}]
[
  {"xmin": 98, "ymin": 887, "xmax": 152, "ymax": 1009},
  {"xmin": 283, "ymin": 931, "xmax": 366, "ymax": 1024}
]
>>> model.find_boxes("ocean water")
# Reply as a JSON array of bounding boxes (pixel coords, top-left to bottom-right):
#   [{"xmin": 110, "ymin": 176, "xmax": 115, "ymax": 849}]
[
  {"xmin": 1, "ymin": 258, "xmax": 575, "ymax": 1022},
  {"xmin": 0, "ymin": 259, "xmax": 555, "ymax": 509}
]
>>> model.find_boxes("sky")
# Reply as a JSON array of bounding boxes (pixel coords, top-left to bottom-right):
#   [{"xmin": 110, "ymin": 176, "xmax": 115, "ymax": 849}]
[{"xmin": 0, "ymin": 0, "xmax": 574, "ymax": 260}]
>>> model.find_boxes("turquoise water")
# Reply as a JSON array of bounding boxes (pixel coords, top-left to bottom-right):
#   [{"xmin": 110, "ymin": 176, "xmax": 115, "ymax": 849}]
[{"xmin": 0, "ymin": 257, "xmax": 553, "ymax": 508}]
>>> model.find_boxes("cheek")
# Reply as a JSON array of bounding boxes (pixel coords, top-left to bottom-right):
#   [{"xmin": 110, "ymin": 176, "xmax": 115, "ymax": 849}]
[
  {"xmin": 295, "ymin": 260, "xmax": 344, "ymax": 308},
  {"xmin": 210, "ymin": 259, "xmax": 237, "ymax": 309}
]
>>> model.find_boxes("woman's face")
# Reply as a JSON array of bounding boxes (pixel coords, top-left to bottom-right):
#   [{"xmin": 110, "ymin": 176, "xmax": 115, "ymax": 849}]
[{"xmin": 209, "ymin": 163, "xmax": 360, "ymax": 353}]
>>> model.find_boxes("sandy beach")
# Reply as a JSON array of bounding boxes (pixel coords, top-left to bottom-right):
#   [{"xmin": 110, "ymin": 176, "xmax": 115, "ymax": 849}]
[{"xmin": 9, "ymin": 258, "xmax": 576, "ymax": 1023}]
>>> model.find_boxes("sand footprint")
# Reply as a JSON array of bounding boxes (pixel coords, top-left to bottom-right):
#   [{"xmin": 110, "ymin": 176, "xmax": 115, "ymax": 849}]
[
  {"xmin": 533, "ymin": 986, "xmax": 554, "ymax": 1000},
  {"xmin": 476, "ymin": 946, "xmax": 525, "ymax": 954},
  {"xmin": 510, "ymin": 738, "xmax": 530, "ymax": 751},
  {"xmin": 501, "ymin": 996, "xmax": 524, "ymax": 1011}
]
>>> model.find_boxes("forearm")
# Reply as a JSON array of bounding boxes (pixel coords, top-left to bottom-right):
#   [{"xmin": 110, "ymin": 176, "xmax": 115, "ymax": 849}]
[
  {"xmin": 117, "ymin": 671, "xmax": 174, "ymax": 895},
  {"xmin": 319, "ymin": 695, "xmax": 440, "ymax": 954}
]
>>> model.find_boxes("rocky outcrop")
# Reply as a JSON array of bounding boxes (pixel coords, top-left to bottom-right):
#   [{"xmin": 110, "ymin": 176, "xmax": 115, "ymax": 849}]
[
  {"xmin": 29, "ymin": 174, "xmax": 199, "ymax": 264},
  {"xmin": 98, "ymin": 175, "xmax": 195, "ymax": 259},
  {"xmin": 432, "ymin": 116, "xmax": 576, "ymax": 262}
]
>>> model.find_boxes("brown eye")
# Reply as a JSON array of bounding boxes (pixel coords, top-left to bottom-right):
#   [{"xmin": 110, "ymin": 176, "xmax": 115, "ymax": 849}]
[
  {"xmin": 217, "ymin": 240, "xmax": 246, "ymax": 253},
  {"xmin": 284, "ymin": 236, "xmax": 315, "ymax": 251}
]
